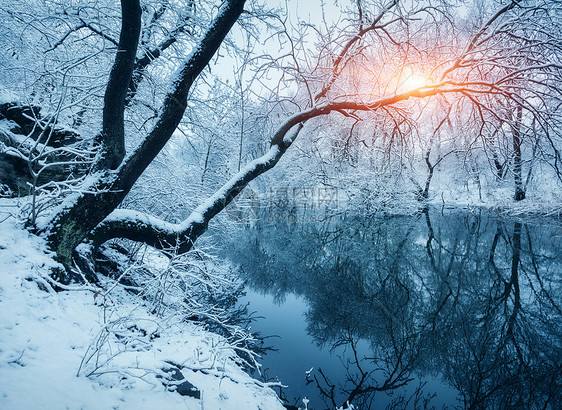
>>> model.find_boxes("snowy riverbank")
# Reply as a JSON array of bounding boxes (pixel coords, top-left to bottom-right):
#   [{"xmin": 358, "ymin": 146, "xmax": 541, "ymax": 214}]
[{"xmin": 0, "ymin": 215, "xmax": 284, "ymax": 410}]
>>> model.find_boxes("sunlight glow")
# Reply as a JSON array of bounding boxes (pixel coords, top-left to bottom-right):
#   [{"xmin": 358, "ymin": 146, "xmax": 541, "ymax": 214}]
[{"xmin": 397, "ymin": 71, "xmax": 428, "ymax": 93}]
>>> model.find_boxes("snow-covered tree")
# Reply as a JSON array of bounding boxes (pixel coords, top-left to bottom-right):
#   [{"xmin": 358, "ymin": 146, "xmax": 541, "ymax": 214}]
[{"xmin": 0, "ymin": 0, "xmax": 561, "ymax": 281}]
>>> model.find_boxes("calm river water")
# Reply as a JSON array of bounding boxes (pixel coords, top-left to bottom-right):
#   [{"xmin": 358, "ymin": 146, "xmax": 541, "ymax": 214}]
[{"xmin": 219, "ymin": 207, "xmax": 562, "ymax": 409}]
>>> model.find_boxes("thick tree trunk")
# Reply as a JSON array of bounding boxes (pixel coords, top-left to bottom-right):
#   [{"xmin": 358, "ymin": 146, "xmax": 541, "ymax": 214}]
[
  {"xmin": 96, "ymin": 0, "xmax": 142, "ymax": 170},
  {"xmin": 76, "ymin": 90, "xmax": 471, "ymax": 261},
  {"xmin": 44, "ymin": 0, "xmax": 247, "ymax": 274},
  {"xmin": 93, "ymin": 87, "xmax": 457, "ymax": 250}
]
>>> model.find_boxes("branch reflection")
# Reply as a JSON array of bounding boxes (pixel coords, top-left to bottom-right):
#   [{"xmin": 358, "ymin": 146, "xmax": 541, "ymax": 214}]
[{"xmin": 224, "ymin": 209, "xmax": 561, "ymax": 409}]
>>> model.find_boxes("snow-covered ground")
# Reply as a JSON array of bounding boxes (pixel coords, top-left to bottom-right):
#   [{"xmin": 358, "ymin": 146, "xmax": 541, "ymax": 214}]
[
  {"xmin": 426, "ymin": 178, "xmax": 562, "ymax": 217},
  {"xmin": 0, "ymin": 214, "xmax": 284, "ymax": 410}
]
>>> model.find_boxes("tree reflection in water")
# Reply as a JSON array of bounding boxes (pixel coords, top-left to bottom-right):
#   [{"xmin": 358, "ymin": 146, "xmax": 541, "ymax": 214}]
[{"xmin": 221, "ymin": 209, "xmax": 561, "ymax": 409}]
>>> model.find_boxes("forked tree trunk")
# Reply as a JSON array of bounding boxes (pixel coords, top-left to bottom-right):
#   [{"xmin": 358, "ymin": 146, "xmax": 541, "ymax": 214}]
[{"xmin": 44, "ymin": 0, "xmax": 247, "ymax": 276}]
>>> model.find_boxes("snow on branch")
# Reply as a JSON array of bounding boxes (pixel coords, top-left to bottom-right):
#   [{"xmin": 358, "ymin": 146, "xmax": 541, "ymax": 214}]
[{"xmin": 92, "ymin": 144, "xmax": 281, "ymax": 252}]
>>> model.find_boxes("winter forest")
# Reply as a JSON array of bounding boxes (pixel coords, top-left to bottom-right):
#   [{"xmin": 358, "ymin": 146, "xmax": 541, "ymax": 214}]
[{"xmin": 0, "ymin": 0, "xmax": 561, "ymax": 409}]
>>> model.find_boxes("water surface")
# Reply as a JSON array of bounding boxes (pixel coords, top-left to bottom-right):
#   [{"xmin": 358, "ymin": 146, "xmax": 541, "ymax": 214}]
[{"xmin": 219, "ymin": 208, "xmax": 562, "ymax": 409}]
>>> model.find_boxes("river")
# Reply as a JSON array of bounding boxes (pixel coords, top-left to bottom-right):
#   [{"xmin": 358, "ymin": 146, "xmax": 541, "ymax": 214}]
[{"xmin": 218, "ymin": 207, "xmax": 562, "ymax": 409}]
